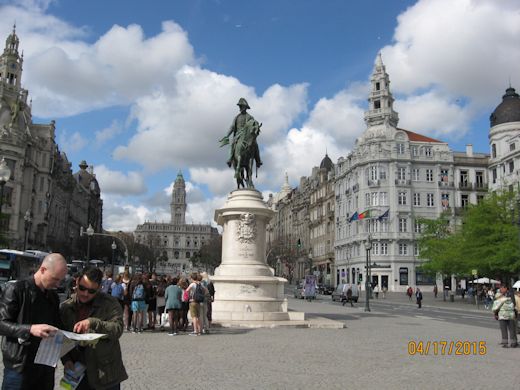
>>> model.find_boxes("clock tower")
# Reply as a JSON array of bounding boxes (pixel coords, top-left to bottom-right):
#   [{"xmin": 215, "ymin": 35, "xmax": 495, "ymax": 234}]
[{"xmin": 170, "ymin": 171, "xmax": 186, "ymax": 225}]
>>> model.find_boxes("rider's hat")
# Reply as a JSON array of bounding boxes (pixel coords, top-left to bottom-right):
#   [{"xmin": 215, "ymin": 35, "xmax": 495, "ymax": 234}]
[{"xmin": 236, "ymin": 98, "xmax": 250, "ymax": 109}]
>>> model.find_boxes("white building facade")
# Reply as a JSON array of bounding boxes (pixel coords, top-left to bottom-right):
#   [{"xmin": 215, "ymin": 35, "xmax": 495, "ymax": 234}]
[
  {"xmin": 134, "ymin": 172, "xmax": 219, "ymax": 273},
  {"xmin": 334, "ymin": 55, "xmax": 488, "ymax": 292}
]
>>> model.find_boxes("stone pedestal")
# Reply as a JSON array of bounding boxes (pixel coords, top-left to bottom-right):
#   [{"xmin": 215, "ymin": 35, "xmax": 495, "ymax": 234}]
[{"xmin": 212, "ymin": 189, "xmax": 293, "ymax": 322}]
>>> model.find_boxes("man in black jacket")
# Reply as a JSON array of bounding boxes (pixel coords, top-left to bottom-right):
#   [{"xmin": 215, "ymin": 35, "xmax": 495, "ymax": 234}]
[{"xmin": 0, "ymin": 253, "xmax": 67, "ymax": 390}]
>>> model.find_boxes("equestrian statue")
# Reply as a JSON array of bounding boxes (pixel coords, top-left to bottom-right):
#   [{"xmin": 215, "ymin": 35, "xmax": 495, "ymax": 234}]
[{"xmin": 219, "ymin": 98, "xmax": 263, "ymax": 189}]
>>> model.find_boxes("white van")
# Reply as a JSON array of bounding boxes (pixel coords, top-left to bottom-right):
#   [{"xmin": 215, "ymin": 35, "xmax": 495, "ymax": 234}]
[{"xmin": 331, "ymin": 283, "xmax": 359, "ymax": 303}]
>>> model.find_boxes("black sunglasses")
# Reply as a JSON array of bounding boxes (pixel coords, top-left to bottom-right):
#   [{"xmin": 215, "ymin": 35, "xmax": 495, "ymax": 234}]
[{"xmin": 77, "ymin": 284, "xmax": 98, "ymax": 294}]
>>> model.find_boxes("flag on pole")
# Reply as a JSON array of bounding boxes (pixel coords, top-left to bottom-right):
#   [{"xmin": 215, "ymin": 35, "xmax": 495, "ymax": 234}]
[
  {"xmin": 348, "ymin": 212, "xmax": 359, "ymax": 223},
  {"xmin": 377, "ymin": 209, "xmax": 389, "ymax": 221},
  {"xmin": 358, "ymin": 210, "xmax": 371, "ymax": 220}
]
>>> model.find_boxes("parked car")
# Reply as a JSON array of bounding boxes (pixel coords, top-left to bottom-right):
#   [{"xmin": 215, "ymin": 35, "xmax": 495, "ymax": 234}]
[
  {"xmin": 318, "ymin": 284, "xmax": 334, "ymax": 295},
  {"xmin": 294, "ymin": 283, "xmax": 305, "ymax": 299},
  {"xmin": 332, "ymin": 283, "xmax": 359, "ymax": 303},
  {"xmin": 88, "ymin": 259, "xmax": 104, "ymax": 268}
]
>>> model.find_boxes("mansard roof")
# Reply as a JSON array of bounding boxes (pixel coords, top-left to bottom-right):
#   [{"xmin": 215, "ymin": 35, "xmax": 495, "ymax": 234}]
[{"xmin": 399, "ymin": 128, "xmax": 443, "ymax": 143}]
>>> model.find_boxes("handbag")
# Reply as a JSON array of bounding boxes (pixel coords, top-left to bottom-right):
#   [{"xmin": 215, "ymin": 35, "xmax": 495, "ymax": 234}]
[{"xmin": 160, "ymin": 308, "xmax": 170, "ymax": 328}]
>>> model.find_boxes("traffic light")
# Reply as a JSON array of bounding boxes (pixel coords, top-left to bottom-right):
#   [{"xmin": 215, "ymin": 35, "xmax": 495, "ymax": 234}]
[
  {"xmin": 297, "ymin": 239, "xmax": 301, "ymax": 249},
  {"xmin": 358, "ymin": 274, "xmax": 363, "ymax": 283}
]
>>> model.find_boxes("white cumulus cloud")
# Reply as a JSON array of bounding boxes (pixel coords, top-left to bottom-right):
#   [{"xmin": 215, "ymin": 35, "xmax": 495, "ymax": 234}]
[{"xmin": 94, "ymin": 165, "xmax": 147, "ymax": 195}]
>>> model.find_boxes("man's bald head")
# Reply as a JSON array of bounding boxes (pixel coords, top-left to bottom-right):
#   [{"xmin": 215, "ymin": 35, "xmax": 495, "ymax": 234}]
[
  {"xmin": 41, "ymin": 253, "xmax": 67, "ymax": 271},
  {"xmin": 35, "ymin": 253, "xmax": 68, "ymax": 290}
]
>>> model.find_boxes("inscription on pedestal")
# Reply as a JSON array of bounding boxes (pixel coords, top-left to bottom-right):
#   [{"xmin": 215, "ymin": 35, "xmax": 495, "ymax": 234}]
[{"xmin": 239, "ymin": 284, "xmax": 258, "ymax": 294}]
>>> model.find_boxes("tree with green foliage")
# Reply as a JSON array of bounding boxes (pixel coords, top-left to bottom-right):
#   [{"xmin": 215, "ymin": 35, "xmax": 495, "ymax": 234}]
[
  {"xmin": 192, "ymin": 235, "xmax": 222, "ymax": 273},
  {"xmin": 418, "ymin": 190, "xmax": 520, "ymax": 285},
  {"xmin": 459, "ymin": 190, "xmax": 520, "ymax": 282}
]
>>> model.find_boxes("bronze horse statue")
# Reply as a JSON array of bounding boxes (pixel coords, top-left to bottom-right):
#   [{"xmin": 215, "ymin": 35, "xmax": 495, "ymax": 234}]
[{"xmin": 220, "ymin": 118, "xmax": 262, "ymax": 189}]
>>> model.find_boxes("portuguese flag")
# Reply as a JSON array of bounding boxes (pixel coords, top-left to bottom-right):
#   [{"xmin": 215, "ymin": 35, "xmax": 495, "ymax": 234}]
[{"xmin": 358, "ymin": 210, "xmax": 371, "ymax": 220}]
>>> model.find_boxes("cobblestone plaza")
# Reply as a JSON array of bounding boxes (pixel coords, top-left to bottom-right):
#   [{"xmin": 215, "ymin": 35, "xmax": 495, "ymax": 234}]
[{"xmin": 19, "ymin": 296, "xmax": 514, "ymax": 389}]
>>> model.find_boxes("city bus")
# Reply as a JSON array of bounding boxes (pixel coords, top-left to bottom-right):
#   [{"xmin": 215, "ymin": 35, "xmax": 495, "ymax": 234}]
[{"xmin": 0, "ymin": 249, "xmax": 41, "ymax": 287}]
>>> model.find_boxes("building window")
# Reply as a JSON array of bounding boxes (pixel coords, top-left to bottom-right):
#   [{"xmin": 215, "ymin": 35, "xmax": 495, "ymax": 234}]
[
  {"xmin": 492, "ymin": 168, "xmax": 497, "ymax": 184},
  {"xmin": 412, "ymin": 146, "xmax": 419, "ymax": 156},
  {"xmin": 509, "ymin": 160, "xmax": 514, "ymax": 173},
  {"xmin": 414, "ymin": 220, "xmax": 422, "ymax": 233},
  {"xmin": 398, "ymin": 192, "xmax": 407, "ymax": 205},
  {"xmin": 461, "ymin": 194, "xmax": 469, "ymax": 208},
  {"xmin": 381, "ymin": 242, "xmax": 388, "ymax": 255},
  {"xmin": 397, "ymin": 167, "xmax": 406, "ymax": 180},
  {"xmin": 426, "ymin": 169, "xmax": 433, "ymax": 182},
  {"xmin": 174, "ymin": 251, "xmax": 179, "ymax": 259},
  {"xmin": 412, "ymin": 169, "xmax": 420, "ymax": 181},
  {"xmin": 492, "ymin": 144, "xmax": 496, "ymax": 158},
  {"xmin": 414, "ymin": 245, "xmax": 419, "ymax": 257},
  {"xmin": 397, "ymin": 144, "xmax": 405, "ymax": 154},
  {"xmin": 399, "ymin": 243, "xmax": 408, "ymax": 256},
  {"xmin": 440, "ymin": 169, "xmax": 449, "ymax": 183},
  {"xmin": 375, "ymin": 82, "xmax": 380, "ymax": 91},
  {"xmin": 374, "ymin": 100, "xmax": 381, "ymax": 109},
  {"xmin": 365, "ymin": 193, "xmax": 370, "ymax": 207},
  {"xmin": 399, "ymin": 218, "xmax": 407, "ymax": 232},
  {"xmin": 379, "ymin": 192, "xmax": 387, "ymax": 206},
  {"xmin": 413, "ymin": 193, "xmax": 421, "ymax": 206},
  {"xmin": 477, "ymin": 195, "xmax": 484, "ymax": 204},
  {"xmin": 476, "ymin": 171, "xmax": 484, "ymax": 188},
  {"xmin": 371, "ymin": 192, "xmax": 378, "ymax": 206},
  {"xmin": 441, "ymin": 193, "xmax": 449, "ymax": 209},
  {"xmin": 370, "ymin": 166, "xmax": 378, "ymax": 181},
  {"xmin": 372, "ymin": 242, "xmax": 379, "ymax": 255},
  {"xmin": 399, "ymin": 267, "xmax": 408, "ymax": 285},
  {"xmin": 186, "ymin": 252, "xmax": 191, "ymax": 258},
  {"xmin": 510, "ymin": 143, "xmax": 516, "ymax": 151},
  {"xmin": 424, "ymin": 147, "xmax": 432, "ymax": 157},
  {"xmin": 427, "ymin": 193, "xmax": 434, "ymax": 207}
]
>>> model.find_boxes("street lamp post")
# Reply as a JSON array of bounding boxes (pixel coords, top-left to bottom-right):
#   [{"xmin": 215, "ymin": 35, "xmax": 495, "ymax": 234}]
[
  {"xmin": 364, "ymin": 234, "xmax": 372, "ymax": 312},
  {"xmin": 0, "ymin": 158, "xmax": 11, "ymax": 236},
  {"xmin": 308, "ymin": 249, "xmax": 313, "ymax": 276},
  {"xmin": 86, "ymin": 224, "xmax": 94, "ymax": 261},
  {"xmin": 111, "ymin": 241, "xmax": 117, "ymax": 276},
  {"xmin": 23, "ymin": 210, "xmax": 31, "ymax": 251}
]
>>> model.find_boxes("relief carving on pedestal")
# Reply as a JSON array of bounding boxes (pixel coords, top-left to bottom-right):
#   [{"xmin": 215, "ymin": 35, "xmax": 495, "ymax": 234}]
[{"xmin": 237, "ymin": 212, "xmax": 257, "ymax": 244}]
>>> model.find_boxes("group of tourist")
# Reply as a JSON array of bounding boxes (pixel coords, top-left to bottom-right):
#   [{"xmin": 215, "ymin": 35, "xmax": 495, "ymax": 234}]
[
  {"xmin": 98, "ymin": 269, "xmax": 215, "ymax": 336},
  {"xmin": 0, "ymin": 253, "xmax": 128, "ymax": 390}
]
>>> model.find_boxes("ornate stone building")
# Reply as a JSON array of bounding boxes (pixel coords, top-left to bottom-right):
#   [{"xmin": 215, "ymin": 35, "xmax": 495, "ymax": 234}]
[
  {"xmin": 0, "ymin": 27, "xmax": 102, "ymax": 254},
  {"xmin": 266, "ymin": 156, "xmax": 335, "ymax": 284},
  {"xmin": 134, "ymin": 172, "xmax": 219, "ymax": 273},
  {"xmin": 334, "ymin": 54, "xmax": 488, "ymax": 292},
  {"xmin": 488, "ymin": 86, "xmax": 520, "ymax": 191}
]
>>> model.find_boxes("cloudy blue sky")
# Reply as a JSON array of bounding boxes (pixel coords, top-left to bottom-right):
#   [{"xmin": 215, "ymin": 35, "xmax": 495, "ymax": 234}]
[{"xmin": 0, "ymin": 0, "xmax": 519, "ymax": 231}]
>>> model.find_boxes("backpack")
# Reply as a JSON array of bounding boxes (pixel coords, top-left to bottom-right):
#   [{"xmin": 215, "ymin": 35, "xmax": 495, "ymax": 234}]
[
  {"xmin": 132, "ymin": 283, "xmax": 146, "ymax": 301},
  {"xmin": 111, "ymin": 283, "xmax": 124, "ymax": 300},
  {"xmin": 193, "ymin": 283, "xmax": 205, "ymax": 303}
]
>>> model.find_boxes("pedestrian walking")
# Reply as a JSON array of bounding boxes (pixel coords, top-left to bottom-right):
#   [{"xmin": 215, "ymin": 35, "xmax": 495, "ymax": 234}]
[
  {"xmin": 121, "ymin": 270, "xmax": 132, "ymax": 331},
  {"xmin": 374, "ymin": 284, "xmax": 380, "ymax": 299},
  {"xmin": 382, "ymin": 285, "xmax": 387, "ymax": 299},
  {"xmin": 111, "ymin": 274, "xmax": 125, "ymax": 309},
  {"xmin": 0, "ymin": 253, "xmax": 68, "ymax": 390},
  {"xmin": 492, "ymin": 284, "xmax": 518, "ymax": 348},
  {"xmin": 406, "ymin": 286, "xmax": 413, "ymax": 301},
  {"xmin": 342, "ymin": 286, "xmax": 354, "ymax": 307},
  {"xmin": 187, "ymin": 273, "xmax": 203, "ymax": 336},
  {"xmin": 433, "ymin": 285, "xmax": 438, "ymax": 299},
  {"xmin": 61, "ymin": 267, "xmax": 128, "ymax": 389},
  {"xmin": 416, "ymin": 287, "xmax": 423, "ymax": 309}
]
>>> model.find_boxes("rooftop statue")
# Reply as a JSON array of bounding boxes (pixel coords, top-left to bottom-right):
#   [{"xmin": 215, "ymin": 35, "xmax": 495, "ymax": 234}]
[{"xmin": 219, "ymin": 98, "xmax": 263, "ymax": 189}]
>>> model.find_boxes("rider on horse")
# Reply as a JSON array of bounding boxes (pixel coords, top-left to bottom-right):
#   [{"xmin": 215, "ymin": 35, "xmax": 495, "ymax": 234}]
[{"xmin": 219, "ymin": 98, "xmax": 263, "ymax": 188}]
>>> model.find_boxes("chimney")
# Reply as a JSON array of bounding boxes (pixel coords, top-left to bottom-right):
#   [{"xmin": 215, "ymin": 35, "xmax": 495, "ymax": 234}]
[{"xmin": 466, "ymin": 144, "xmax": 473, "ymax": 157}]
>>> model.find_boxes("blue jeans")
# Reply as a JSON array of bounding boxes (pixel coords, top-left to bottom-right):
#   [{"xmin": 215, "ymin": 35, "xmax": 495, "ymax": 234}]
[
  {"xmin": 2, "ymin": 365, "xmax": 54, "ymax": 390},
  {"xmin": 2, "ymin": 367, "xmax": 22, "ymax": 390}
]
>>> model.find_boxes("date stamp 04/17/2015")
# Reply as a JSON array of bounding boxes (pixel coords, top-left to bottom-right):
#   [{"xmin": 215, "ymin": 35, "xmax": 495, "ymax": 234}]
[{"xmin": 408, "ymin": 341, "xmax": 487, "ymax": 356}]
